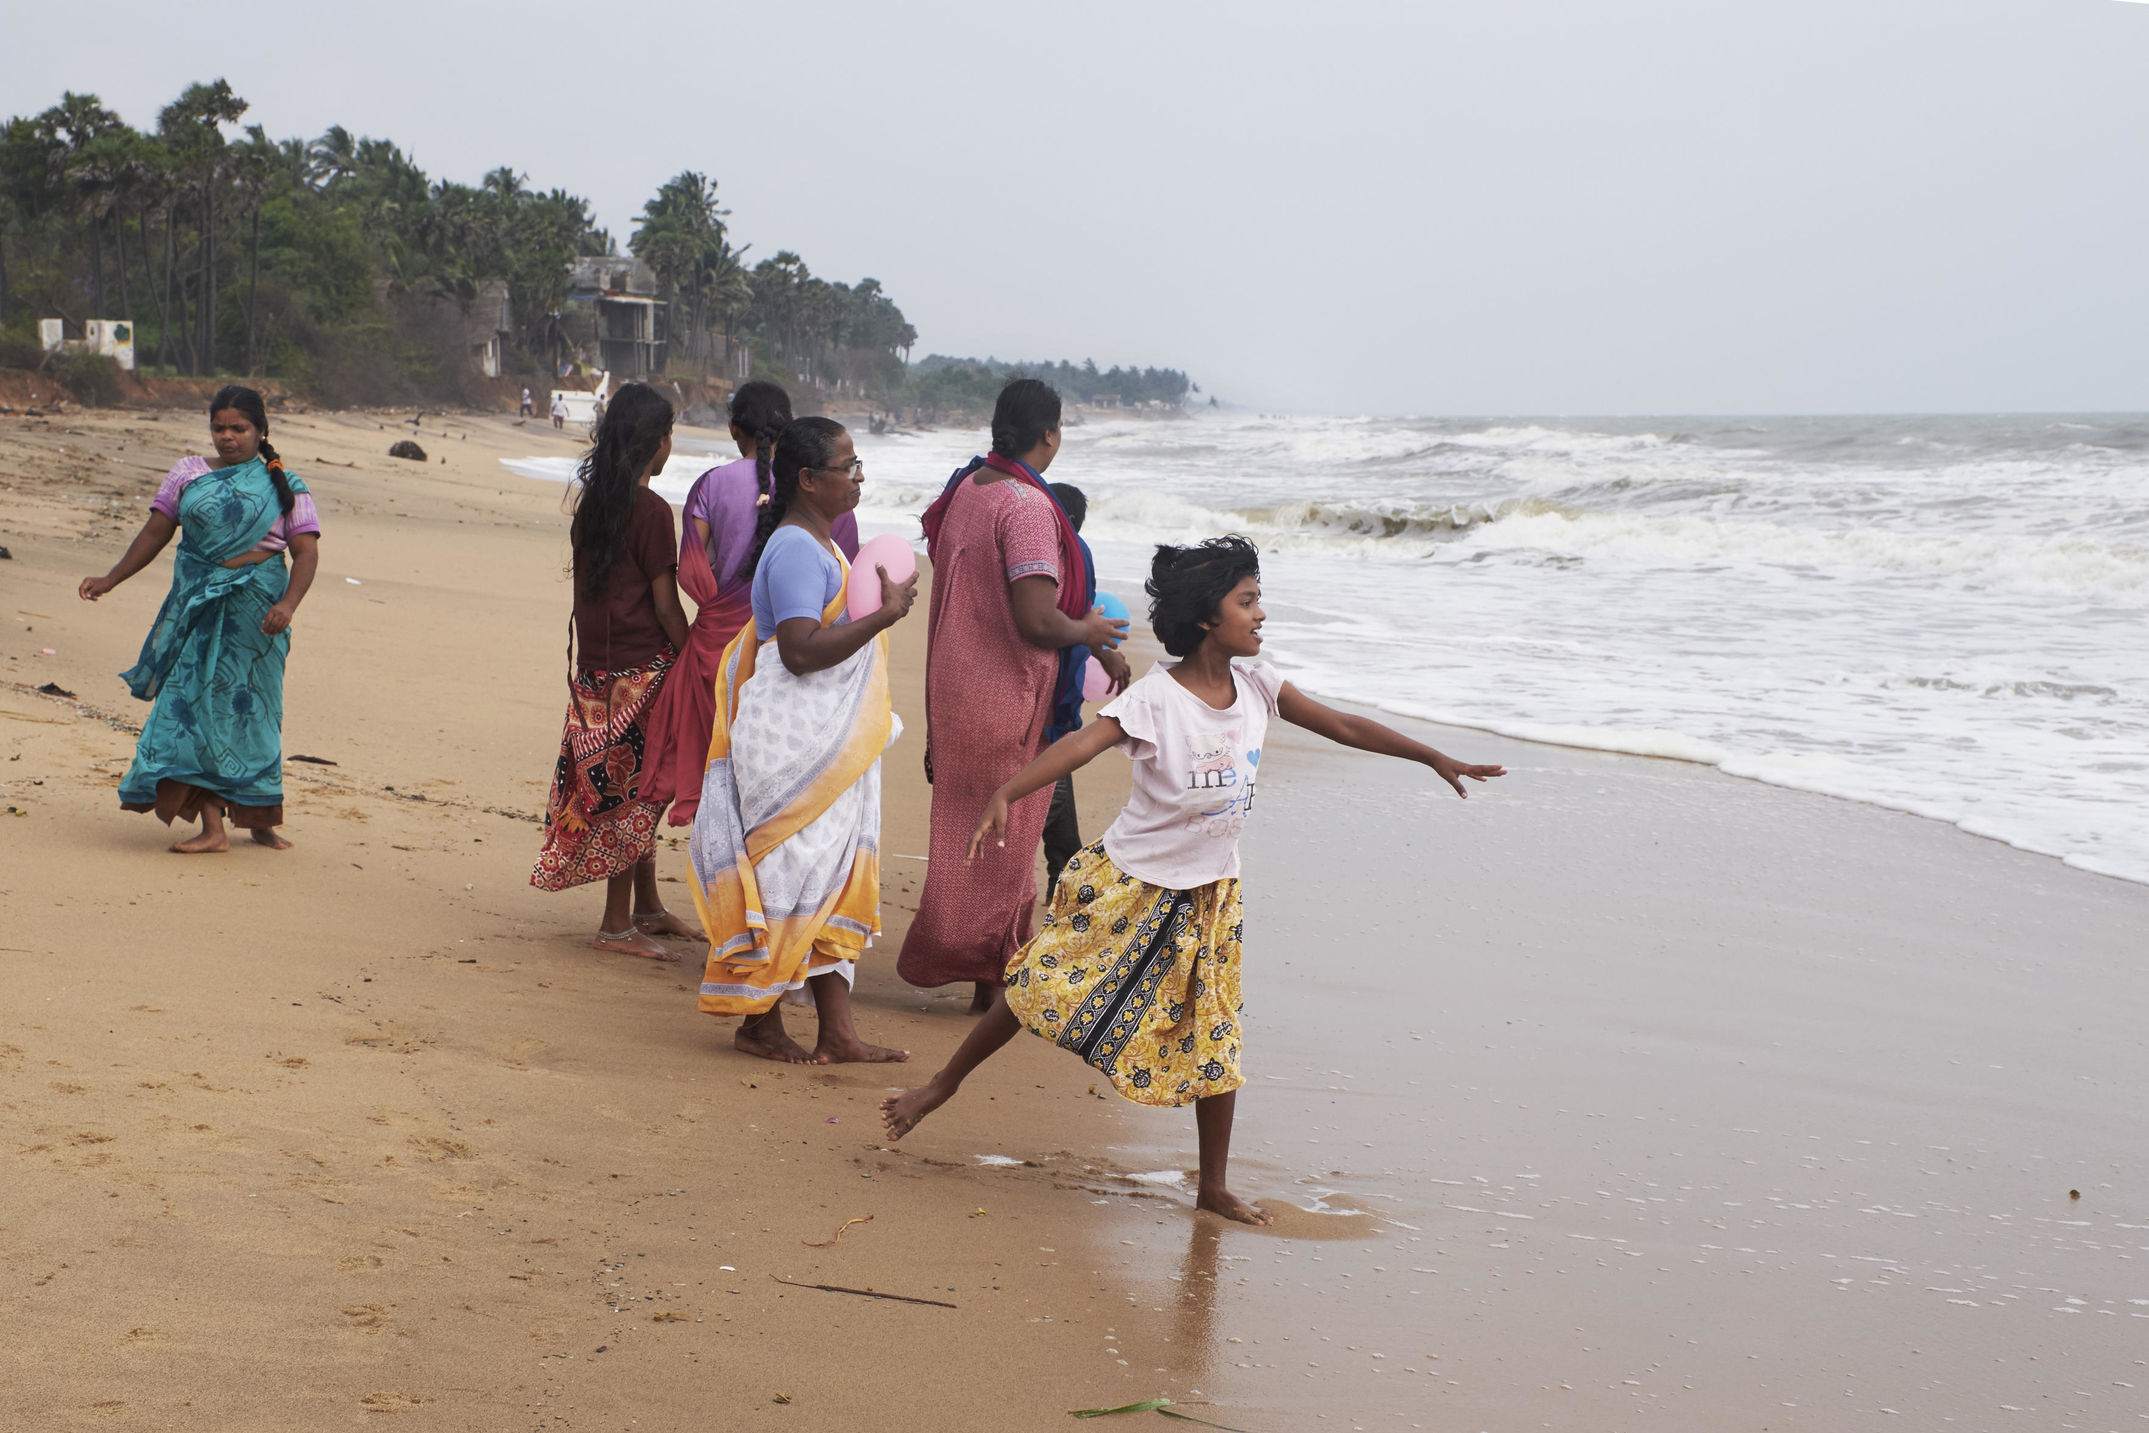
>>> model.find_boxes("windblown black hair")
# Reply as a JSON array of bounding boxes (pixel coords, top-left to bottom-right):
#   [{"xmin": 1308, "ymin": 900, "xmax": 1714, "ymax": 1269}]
[
  {"xmin": 742, "ymin": 416, "xmax": 848, "ymax": 581},
  {"xmin": 569, "ymin": 382, "xmax": 673, "ymax": 598},
  {"xmin": 990, "ymin": 377, "xmax": 1061, "ymax": 459},
  {"xmin": 1146, "ymin": 535, "xmax": 1261, "ymax": 658},
  {"xmin": 208, "ymin": 384, "xmax": 294, "ymax": 516},
  {"xmin": 728, "ymin": 379, "xmax": 793, "ymax": 502}
]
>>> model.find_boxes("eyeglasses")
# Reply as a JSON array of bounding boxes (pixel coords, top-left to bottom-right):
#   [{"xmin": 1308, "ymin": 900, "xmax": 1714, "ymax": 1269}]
[{"xmin": 814, "ymin": 458, "xmax": 865, "ymax": 477}]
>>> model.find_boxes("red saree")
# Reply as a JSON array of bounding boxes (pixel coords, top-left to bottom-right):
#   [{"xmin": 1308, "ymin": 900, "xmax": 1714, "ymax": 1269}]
[{"xmin": 641, "ymin": 532, "xmax": 754, "ymax": 825}]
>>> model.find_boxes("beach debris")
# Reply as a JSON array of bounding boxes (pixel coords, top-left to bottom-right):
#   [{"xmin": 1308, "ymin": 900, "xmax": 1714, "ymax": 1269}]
[
  {"xmin": 345, "ymin": 577, "xmax": 361, "ymax": 584},
  {"xmin": 0, "ymin": 546, "xmax": 11, "ymax": 559},
  {"xmin": 801, "ymin": 1215, "xmax": 873, "ymax": 1248},
  {"xmin": 2070, "ymin": 1189, "xmax": 2081, "ymax": 1200},
  {"xmin": 650, "ymin": 1311, "xmax": 688, "ymax": 1322},
  {"xmin": 38, "ymin": 647, "xmax": 55, "ymax": 656},
  {"xmin": 769, "ymin": 1274, "xmax": 955, "ymax": 1309},
  {"xmin": 388, "ymin": 440, "xmax": 427, "ymax": 462},
  {"xmin": 288, "ymin": 754, "xmax": 338, "ymax": 765},
  {"xmin": 34, "ymin": 682, "xmax": 75, "ymax": 699},
  {"xmin": 1069, "ymin": 1398, "xmax": 1251, "ymax": 1430}
]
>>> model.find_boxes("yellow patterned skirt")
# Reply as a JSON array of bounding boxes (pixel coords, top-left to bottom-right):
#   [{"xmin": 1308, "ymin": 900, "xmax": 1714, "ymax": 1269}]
[{"xmin": 1003, "ymin": 841, "xmax": 1244, "ymax": 1109}]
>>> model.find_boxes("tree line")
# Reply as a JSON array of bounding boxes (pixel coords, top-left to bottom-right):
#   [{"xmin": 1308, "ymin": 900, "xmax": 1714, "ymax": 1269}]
[{"xmin": 1, "ymin": 81, "xmax": 1196, "ymax": 414}]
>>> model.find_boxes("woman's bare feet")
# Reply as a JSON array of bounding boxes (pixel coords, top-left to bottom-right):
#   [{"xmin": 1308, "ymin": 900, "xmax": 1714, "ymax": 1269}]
[
  {"xmin": 967, "ymin": 981, "xmax": 998, "ymax": 1014},
  {"xmin": 249, "ymin": 828, "xmax": 293, "ymax": 850},
  {"xmin": 1196, "ymin": 1186, "xmax": 1273, "ymax": 1226},
  {"xmin": 813, "ymin": 1032, "xmax": 909, "ymax": 1065},
  {"xmin": 879, "ymin": 1077, "xmax": 954, "ymax": 1139},
  {"xmin": 591, "ymin": 927, "xmax": 677, "ymax": 961},
  {"xmin": 634, "ymin": 908, "xmax": 701, "ymax": 940},
  {"xmin": 170, "ymin": 824, "xmax": 229, "ymax": 854},
  {"xmin": 735, "ymin": 1012, "xmax": 816, "ymax": 1064}
]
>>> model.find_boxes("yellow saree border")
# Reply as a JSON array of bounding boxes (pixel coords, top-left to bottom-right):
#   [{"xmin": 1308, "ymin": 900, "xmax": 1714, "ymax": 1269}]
[{"xmin": 690, "ymin": 552, "xmax": 892, "ymax": 1015}]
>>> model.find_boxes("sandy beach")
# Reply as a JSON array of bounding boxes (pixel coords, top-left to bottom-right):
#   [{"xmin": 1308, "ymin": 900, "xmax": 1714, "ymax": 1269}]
[{"xmin": 4, "ymin": 405, "xmax": 2147, "ymax": 1431}]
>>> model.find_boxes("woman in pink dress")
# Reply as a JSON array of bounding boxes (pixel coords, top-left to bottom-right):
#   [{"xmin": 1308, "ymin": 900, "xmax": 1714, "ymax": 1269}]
[
  {"xmin": 896, "ymin": 380, "xmax": 1129, "ymax": 1010},
  {"xmin": 643, "ymin": 382, "xmax": 857, "ymax": 826}
]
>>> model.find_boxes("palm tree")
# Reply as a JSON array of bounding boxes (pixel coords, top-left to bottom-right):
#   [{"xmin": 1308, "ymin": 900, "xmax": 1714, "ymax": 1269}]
[{"xmin": 157, "ymin": 79, "xmax": 247, "ymax": 373}]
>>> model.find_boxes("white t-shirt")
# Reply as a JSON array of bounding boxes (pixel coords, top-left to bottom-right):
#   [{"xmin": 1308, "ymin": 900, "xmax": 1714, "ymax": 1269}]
[{"xmin": 1098, "ymin": 660, "xmax": 1285, "ymax": 890}]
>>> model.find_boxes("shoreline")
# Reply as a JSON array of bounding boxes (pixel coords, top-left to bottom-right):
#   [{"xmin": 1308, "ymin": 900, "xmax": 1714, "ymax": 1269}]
[{"xmin": 4, "ymin": 407, "xmax": 2145, "ymax": 1429}]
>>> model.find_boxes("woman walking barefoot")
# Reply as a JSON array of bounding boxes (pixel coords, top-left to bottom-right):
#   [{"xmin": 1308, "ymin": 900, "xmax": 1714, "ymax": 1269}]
[
  {"xmin": 531, "ymin": 383, "xmax": 699, "ymax": 959},
  {"xmin": 688, "ymin": 418, "xmax": 918, "ymax": 1065},
  {"xmin": 78, "ymin": 386, "xmax": 320, "ymax": 853},
  {"xmin": 881, "ymin": 536, "xmax": 1505, "ymax": 1223}
]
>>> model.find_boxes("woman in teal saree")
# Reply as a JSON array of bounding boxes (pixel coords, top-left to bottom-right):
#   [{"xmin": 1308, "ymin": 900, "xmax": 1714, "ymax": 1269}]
[{"xmin": 79, "ymin": 386, "xmax": 322, "ymax": 853}]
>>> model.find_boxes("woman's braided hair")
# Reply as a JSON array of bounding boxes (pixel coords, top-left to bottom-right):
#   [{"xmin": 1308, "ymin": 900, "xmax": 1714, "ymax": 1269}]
[
  {"xmin": 209, "ymin": 384, "xmax": 294, "ymax": 516},
  {"xmin": 741, "ymin": 416, "xmax": 847, "ymax": 582},
  {"xmin": 727, "ymin": 380, "xmax": 793, "ymax": 503}
]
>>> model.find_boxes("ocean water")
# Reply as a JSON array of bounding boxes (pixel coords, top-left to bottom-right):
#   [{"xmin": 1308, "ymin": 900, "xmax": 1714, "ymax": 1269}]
[{"xmin": 504, "ymin": 410, "xmax": 2149, "ymax": 886}]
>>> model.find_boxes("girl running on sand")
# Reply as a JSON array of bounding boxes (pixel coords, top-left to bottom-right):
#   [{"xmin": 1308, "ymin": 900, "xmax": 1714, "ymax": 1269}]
[
  {"xmin": 881, "ymin": 535, "xmax": 1505, "ymax": 1223},
  {"xmin": 530, "ymin": 382, "xmax": 699, "ymax": 958}
]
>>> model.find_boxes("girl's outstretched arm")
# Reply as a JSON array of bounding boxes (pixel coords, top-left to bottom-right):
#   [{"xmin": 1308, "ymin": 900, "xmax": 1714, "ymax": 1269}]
[
  {"xmin": 1277, "ymin": 682, "xmax": 1505, "ymax": 798},
  {"xmin": 968, "ymin": 717, "xmax": 1124, "ymax": 860}
]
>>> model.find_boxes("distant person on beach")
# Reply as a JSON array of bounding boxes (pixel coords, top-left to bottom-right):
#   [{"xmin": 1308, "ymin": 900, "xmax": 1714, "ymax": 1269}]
[
  {"xmin": 520, "ymin": 386, "xmax": 533, "ymax": 418},
  {"xmin": 77, "ymin": 385, "xmax": 320, "ymax": 853},
  {"xmin": 1043, "ymin": 479, "xmax": 1099, "ymax": 899},
  {"xmin": 550, "ymin": 392, "xmax": 568, "ymax": 429},
  {"xmin": 688, "ymin": 416, "xmax": 918, "ymax": 1064},
  {"xmin": 881, "ymin": 536, "xmax": 1505, "ymax": 1223},
  {"xmin": 896, "ymin": 379, "xmax": 1130, "ymax": 1011},
  {"xmin": 530, "ymin": 382, "xmax": 699, "ymax": 959}
]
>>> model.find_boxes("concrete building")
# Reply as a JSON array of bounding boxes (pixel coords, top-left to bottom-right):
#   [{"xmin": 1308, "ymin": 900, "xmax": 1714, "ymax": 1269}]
[{"xmin": 566, "ymin": 257, "xmax": 667, "ymax": 380}]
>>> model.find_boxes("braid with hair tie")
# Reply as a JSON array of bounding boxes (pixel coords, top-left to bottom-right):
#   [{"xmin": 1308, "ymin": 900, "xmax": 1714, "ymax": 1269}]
[
  {"xmin": 752, "ymin": 414, "xmax": 784, "ymax": 503},
  {"xmin": 727, "ymin": 379, "xmax": 794, "ymax": 506}
]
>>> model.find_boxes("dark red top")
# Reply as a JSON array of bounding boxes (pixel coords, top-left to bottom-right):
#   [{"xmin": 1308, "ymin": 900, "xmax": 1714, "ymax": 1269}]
[{"xmin": 573, "ymin": 485, "xmax": 677, "ymax": 673}]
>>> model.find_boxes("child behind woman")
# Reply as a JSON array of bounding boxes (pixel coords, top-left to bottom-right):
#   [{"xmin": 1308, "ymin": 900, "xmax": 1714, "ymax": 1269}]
[{"xmin": 882, "ymin": 535, "xmax": 1505, "ymax": 1222}]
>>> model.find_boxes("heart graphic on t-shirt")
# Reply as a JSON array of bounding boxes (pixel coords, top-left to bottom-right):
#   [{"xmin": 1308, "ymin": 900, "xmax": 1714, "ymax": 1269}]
[{"xmin": 1245, "ymin": 748, "xmax": 1261, "ymax": 767}]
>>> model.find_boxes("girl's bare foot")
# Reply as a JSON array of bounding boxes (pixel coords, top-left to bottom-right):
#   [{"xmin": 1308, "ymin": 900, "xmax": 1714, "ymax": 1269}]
[
  {"xmin": 1196, "ymin": 1186, "xmax": 1273, "ymax": 1226},
  {"xmin": 170, "ymin": 827, "xmax": 229, "ymax": 854},
  {"xmin": 813, "ymin": 1033, "xmax": 909, "ymax": 1065},
  {"xmin": 249, "ymin": 828, "xmax": 293, "ymax": 850},
  {"xmin": 735, "ymin": 1014, "xmax": 815, "ymax": 1064},
  {"xmin": 879, "ymin": 1077, "xmax": 953, "ymax": 1139},
  {"xmin": 967, "ymin": 981, "xmax": 998, "ymax": 1014},
  {"xmin": 634, "ymin": 908, "xmax": 700, "ymax": 940},
  {"xmin": 591, "ymin": 927, "xmax": 676, "ymax": 961}
]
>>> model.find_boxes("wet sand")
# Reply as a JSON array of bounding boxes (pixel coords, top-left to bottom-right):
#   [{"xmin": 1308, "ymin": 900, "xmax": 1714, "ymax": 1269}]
[
  {"xmin": 1037, "ymin": 709, "xmax": 2149, "ymax": 1428},
  {"xmin": 4, "ymin": 405, "xmax": 2145, "ymax": 1430}
]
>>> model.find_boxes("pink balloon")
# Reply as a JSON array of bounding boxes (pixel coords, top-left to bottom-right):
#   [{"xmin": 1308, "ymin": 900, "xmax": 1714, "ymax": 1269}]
[
  {"xmin": 1082, "ymin": 654, "xmax": 1111, "ymax": 702},
  {"xmin": 846, "ymin": 534, "xmax": 918, "ymax": 624}
]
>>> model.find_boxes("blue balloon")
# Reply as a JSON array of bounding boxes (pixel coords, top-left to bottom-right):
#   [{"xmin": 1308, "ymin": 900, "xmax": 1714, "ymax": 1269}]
[{"xmin": 1094, "ymin": 590, "xmax": 1131, "ymax": 623}]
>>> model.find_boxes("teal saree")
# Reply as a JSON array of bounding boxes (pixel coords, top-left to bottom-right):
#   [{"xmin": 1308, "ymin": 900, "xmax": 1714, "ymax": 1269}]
[{"xmin": 118, "ymin": 457, "xmax": 308, "ymax": 828}]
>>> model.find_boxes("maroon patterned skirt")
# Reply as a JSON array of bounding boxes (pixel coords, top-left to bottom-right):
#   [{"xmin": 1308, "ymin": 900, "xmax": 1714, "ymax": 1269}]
[{"xmin": 530, "ymin": 651, "xmax": 673, "ymax": 892}]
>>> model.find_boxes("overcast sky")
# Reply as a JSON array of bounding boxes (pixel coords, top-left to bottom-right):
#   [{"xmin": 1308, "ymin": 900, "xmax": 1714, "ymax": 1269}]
[{"xmin": 8, "ymin": 1, "xmax": 2148, "ymax": 414}]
